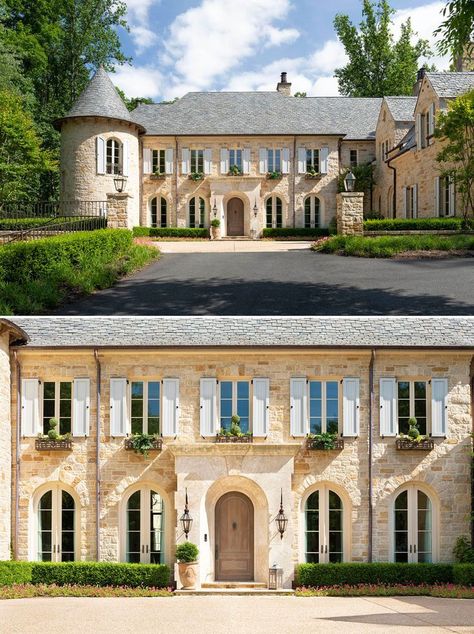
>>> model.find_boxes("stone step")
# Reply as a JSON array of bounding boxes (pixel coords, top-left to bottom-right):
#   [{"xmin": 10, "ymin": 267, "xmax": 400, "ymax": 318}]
[
  {"xmin": 175, "ymin": 588, "xmax": 294, "ymax": 596},
  {"xmin": 220, "ymin": 236, "xmax": 251, "ymax": 240},
  {"xmin": 201, "ymin": 582, "xmax": 267, "ymax": 589}
]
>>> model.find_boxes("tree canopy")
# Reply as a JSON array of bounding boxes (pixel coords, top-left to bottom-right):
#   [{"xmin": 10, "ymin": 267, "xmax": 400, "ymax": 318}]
[{"xmin": 435, "ymin": 1, "xmax": 474, "ymax": 61}]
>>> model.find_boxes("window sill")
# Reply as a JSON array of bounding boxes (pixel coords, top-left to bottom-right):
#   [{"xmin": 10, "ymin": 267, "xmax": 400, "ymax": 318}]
[
  {"xmin": 35, "ymin": 438, "xmax": 73, "ymax": 451},
  {"xmin": 395, "ymin": 438, "xmax": 434, "ymax": 451},
  {"xmin": 149, "ymin": 174, "xmax": 167, "ymax": 180},
  {"xmin": 304, "ymin": 173, "xmax": 322, "ymax": 180},
  {"xmin": 215, "ymin": 434, "xmax": 253, "ymax": 444},
  {"xmin": 306, "ymin": 437, "xmax": 344, "ymax": 451},
  {"xmin": 124, "ymin": 437, "xmax": 163, "ymax": 452}
]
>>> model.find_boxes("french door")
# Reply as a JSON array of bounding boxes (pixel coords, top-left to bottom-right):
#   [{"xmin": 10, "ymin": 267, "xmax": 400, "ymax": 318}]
[
  {"xmin": 305, "ymin": 487, "xmax": 344, "ymax": 563},
  {"xmin": 125, "ymin": 487, "xmax": 164, "ymax": 564},
  {"xmin": 394, "ymin": 487, "xmax": 433, "ymax": 563},
  {"xmin": 37, "ymin": 488, "xmax": 75, "ymax": 562}
]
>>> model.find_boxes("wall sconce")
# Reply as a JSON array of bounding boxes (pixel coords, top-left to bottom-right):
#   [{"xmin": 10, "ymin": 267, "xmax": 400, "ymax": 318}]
[
  {"xmin": 275, "ymin": 489, "xmax": 288, "ymax": 539},
  {"xmin": 213, "ymin": 199, "xmax": 218, "ymax": 218},
  {"xmin": 179, "ymin": 488, "xmax": 193, "ymax": 539},
  {"xmin": 113, "ymin": 171, "xmax": 127, "ymax": 193},
  {"xmin": 253, "ymin": 200, "xmax": 258, "ymax": 217}
]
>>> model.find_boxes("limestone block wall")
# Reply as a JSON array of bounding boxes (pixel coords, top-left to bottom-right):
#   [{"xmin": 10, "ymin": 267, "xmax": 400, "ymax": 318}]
[
  {"xmin": 0, "ymin": 331, "xmax": 12, "ymax": 560},
  {"xmin": 337, "ymin": 192, "xmax": 364, "ymax": 235}
]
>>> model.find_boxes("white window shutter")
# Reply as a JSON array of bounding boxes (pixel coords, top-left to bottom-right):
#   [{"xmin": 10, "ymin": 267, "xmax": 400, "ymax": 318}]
[
  {"xmin": 429, "ymin": 103, "xmax": 435, "ymax": 137},
  {"xmin": 165, "ymin": 148, "xmax": 174, "ymax": 174},
  {"xmin": 200, "ymin": 378, "xmax": 217, "ymax": 436},
  {"xmin": 290, "ymin": 378, "xmax": 307, "ymax": 436},
  {"xmin": 259, "ymin": 148, "xmax": 268, "ymax": 174},
  {"xmin": 416, "ymin": 113, "xmax": 422, "ymax": 149},
  {"xmin": 320, "ymin": 147, "xmax": 329, "ymax": 174},
  {"xmin": 343, "ymin": 378, "xmax": 359, "ymax": 437},
  {"xmin": 252, "ymin": 378, "xmax": 269, "ymax": 437},
  {"xmin": 281, "ymin": 147, "xmax": 290, "ymax": 174},
  {"xmin": 379, "ymin": 378, "xmax": 396, "ymax": 436},
  {"xmin": 162, "ymin": 378, "xmax": 179, "ymax": 436},
  {"xmin": 21, "ymin": 378, "xmax": 40, "ymax": 437},
  {"xmin": 413, "ymin": 184, "xmax": 418, "ymax": 217},
  {"xmin": 204, "ymin": 148, "xmax": 212, "ymax": 175},
  {"xmin": 402, "ymin": 186, "xmax": 407, "ymax": 217},
  {"xmin": 72, "ymin": 378, "xmax": 90, "ymax": 437},
  {"xmin": 182, "ymin": 148, "xmax": 190, "ymax": 175},
  {"xmin": 143, "ymin": 148, "xmax": 152, "ymax": 175},
  {"xmin": 122, "ymin": 140, "xmax": 129, "ymax": 177},
  {"xmin": 435, "ymin": 177, "xmax": 440, "ymax": 215},
  {"xmin": 431, "ymin": 378, "xmax": 448, "ymax": 437},
  {"xmin": 110, "ymin": 378, "xmax": 128, "ymax": 437},
  {"xmin": 220, "ymin": 148, "xmax": 229, "ymax": 174},
  {"xmin": 96, "ymin": 136, "xmax": 105, "ymax": 175},
  {"xmin": 297, "ymin": 147, "xmax": 306, "ymax": 174},
  {"xmin": 243, "ymin": 148, "xmax": 251, "ymax": 174},
  {"xmin": 449, "ymin": 179, "xmax": 455, "ymax": 216}
]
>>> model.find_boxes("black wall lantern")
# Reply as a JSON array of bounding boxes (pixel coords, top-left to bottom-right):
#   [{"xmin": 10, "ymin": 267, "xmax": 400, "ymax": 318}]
[
  {"xmin": 275, "ymin": 489, "xmax": 288, "ymax": 539},
  {"xmin": 344, "ymin": 170, "xmax": 356, "ymax": 192},
  {"xmin": 113, "ymin": 172, "xmax": 127, "ymax": 193},
  {"xmin": 213, "ymin": 198, "xmax": 218, "ymax": 218},
  {"xmin": 180, "ymin": 488, "xmax": 193, "ymax": 539},
  {"xmin": 253, "ymin": 200, "xmax": 258, "ymax": 217}
]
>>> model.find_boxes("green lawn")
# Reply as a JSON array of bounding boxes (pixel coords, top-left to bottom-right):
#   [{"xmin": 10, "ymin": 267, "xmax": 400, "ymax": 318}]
[{"xmin": 313, "ymin": 234, "xmax": 474, "ymax": 257}]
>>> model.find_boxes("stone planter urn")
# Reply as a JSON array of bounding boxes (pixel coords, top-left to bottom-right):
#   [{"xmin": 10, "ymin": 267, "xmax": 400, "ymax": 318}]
[
  {"xmin": 211, "ymin": 225, "xmax": 221, "ymax": 240},
  {"xmin": 178, "ymin": 562, "xmax": 199, "ymax": 589}
]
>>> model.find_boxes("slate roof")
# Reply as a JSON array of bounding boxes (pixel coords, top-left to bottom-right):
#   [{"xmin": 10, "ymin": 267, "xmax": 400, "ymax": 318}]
[
  {"xmin": 384, "ymin": 97, "xmax": 416, "ymax": 122},
  {"xmin": 389, "ymin": 124, "xmax": 416, "ymax": 159},
  {"xmin": 426, "ymin": 72, "xmax": 474, "ymax": 97},
  {"xmin": 131, "ymin": 93, "xmax": 383, "ymax": 140},
  {"xmin": 9, "ymin": 318, "xmax": 474, "ymax": 349}
]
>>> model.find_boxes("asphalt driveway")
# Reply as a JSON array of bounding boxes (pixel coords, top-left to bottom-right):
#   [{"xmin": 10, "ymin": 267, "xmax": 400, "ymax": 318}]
[{"xmin": 55, "ymin": 251, "xmax": 474, "ymax": 315}]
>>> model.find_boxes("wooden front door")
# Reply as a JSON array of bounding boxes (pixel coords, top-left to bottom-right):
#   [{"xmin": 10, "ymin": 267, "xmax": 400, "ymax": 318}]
[
  {"xmin": 226, "ymin": 198, "xmax": 245, "ymax": 236},
  {"xmin": 215, "ymin": 492, "xmax": 254, "ymax": 581}
]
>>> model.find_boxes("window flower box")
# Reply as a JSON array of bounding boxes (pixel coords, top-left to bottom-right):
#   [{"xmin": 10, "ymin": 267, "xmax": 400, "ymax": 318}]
[
  {"xmin": 189, "ymin": 172, "xmax": 204, "ymax": 181},
  {"xmin": 35, "ymin": 438, "xmax": 73, "ymax": 451},
  {"xmin": 396, "ymin": 438, "xmax": 434, "ymax": 451},
  {"xmin": 124, "ymin": 436, "xmax": 163, "ymax": 453},
  {"xmin": 150, "ymin": 172, "xmax": 166, "ymax": 180},
  {"xmin": 306, "ymin": 436, "xmax": 344, "ymax": 451},
  {"xmin": 215, "ymin": 434, "xmax": 253, "ymax": 444},
  {"xmin": 305, "ymin": 171, "xmax": 321, "ymax": 180},
  {"xmin": 266, "ymin": 171, "xmax": 283, "ymax": 180},
  {"xmin": 228, "ymin": 165, "xmax": 243, "ymax": 176}
]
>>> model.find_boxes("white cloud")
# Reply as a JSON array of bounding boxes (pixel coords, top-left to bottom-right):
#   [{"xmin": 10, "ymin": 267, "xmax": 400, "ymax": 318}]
[
  {"xmin": 125, "ymin": 0, "xmax": 160, "ymax": 54},
  {"xmin": 308, "ymin": 40, "xmax": 348, "ymax": 75},
  {"xmin": 263, "ymin": 26, "xmax": 300, "ymax": 47},
  {"xmin": 113, "ymin": 66, "xmax": 163, "ymax": 99},
  {"xmin": 130, "ymin": 26, "xmax": 158, "ymax": 55}
]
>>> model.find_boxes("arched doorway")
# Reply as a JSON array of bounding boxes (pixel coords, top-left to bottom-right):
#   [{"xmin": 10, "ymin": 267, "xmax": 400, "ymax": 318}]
[
  {"xmin": 226, "ymin": 197, "xmax": 244, "ymax": 236},
  {"xmin": 215, "ymin": 491, "xmax": 254, "ymax": 581}
]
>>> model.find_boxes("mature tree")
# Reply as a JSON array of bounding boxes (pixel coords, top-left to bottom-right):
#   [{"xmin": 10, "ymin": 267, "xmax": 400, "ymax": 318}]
[
  {"xmin": 435, "ymin": 89, "xmax": 474, "ymax": 221},
  {"xmin": 294, "ymin": 91, "xmax": 307, "ymax": 97},
  {"xmin": 435, "ymin": 0, "xmax": 474, "ymax": 61},
  {"xmin": 116, "ymin": 88, "xmax": 154, "ymax": 111},
  {"xmin": 334, "ymin": 0, "xmax": 431, "ymax": 97}
]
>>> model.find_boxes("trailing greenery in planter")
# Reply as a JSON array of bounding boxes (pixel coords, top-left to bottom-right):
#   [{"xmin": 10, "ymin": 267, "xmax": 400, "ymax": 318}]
[
  {"xmin": 189, "ymin": 172, "xmax": 204, "ymax": 181},
  {"xmin": 228, "ymin": 165, "xmax": 242, "ymax": 176},
  {"xmin": 306, "ymin": 432, "xmax": 343, "ymax": 450},
  {"xmin": 266, "ymin": 171, "xmax": 283, "ymax": 179},
  {"xmin": 150, "ymin": 171, "xmax": 166, "ymax": 179},
  {"xmin": 305, "ymin": 167, "xmax": 320, "ymax": 178},
  {"xmin": 133, "ymin": 227, "xmax": 209, "ymax": 239},
  {"xmin": 175, "ymin": 542, "xmax": 199, "ymax": 563},
  {"xmin": 125, "ymin": 433, "xmax": 162, "ymax": 458}
]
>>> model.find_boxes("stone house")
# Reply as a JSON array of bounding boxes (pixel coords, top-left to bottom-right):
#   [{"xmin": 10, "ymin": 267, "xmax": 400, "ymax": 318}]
[{"xmin": 0, "ymin": 317, "xmax": 472, "ymax": 588}]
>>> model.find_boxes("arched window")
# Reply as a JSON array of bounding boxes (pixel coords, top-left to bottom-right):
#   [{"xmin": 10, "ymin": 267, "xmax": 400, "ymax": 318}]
[
  {"xmin": 305, "ymin": 487, "xmax": 343, "ymax": 563},
  {"xmin": 393, "ymin": 487, "xmax": 433, "ymax": 563},
  {"xmin": 266, "ymin": 196, "xmax": 283, "ymax": 228},
  {"xmin": 304, "ymin": 196, "xmax": 320, "ymax": 228},
  {"xmin": 37, "ymin": 488, "xmax": 76, "ymax": 562},
  {"xmin": 150, "ymin": 197, "xmax": 167, "ymax": 228},
  {"xmin": 125, "ymin": 487, "xmax": 164, "ymax": 564},
  {"xmin": 189, "ymin": 197, "xmax": 205, "ymax": 228},
  {"xmin": 106, "ymin": 138, "xmax": 122, "ymax": 175}
]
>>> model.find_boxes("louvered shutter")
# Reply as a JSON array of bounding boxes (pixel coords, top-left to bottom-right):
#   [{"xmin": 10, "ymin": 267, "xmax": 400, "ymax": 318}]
[
  {"xmin": 343, "ymin": 378, "xmax": 359, "ymax": 437},
  {"xmin": 162, "ymin": 378, "xmax": 179, "ymax": 436},
  {"xmin": 143, "ymin": 148, "xmax": 152, "ymax": 175},
  {"xmin": 320, "ymin": 147, "xmax": 329, "ymax": 174},
  {"xmin": 165, "ymin": 148, "xmax": 174, "ymax": 174},
  {"xmin": 297, "ymin": 147, "xmax": 306, "ymax": 174},
  {"xmin": 220, "ymin": 148, "xmax": 229, "ymax": 174},
  {"xmin": 73, "ymin": 378, "xmax": 90, "ymax": 437},
  {"xmin": 416, "ymin": 113, "xmax": 422, "ymax": 149},
  {"xmin": 290, "ymin": 378, "xmax": 307, "ymax": 436},
  {"xmin": 243, "ymin": 148, "xmax": 251, "ymax": 174},
  {"xmin": 204, "ymin": 148, "xmax": 212, "ymax": 175},
  {"xmin": 110, "ymin": 378, "xmax": 128, "ymax": 436},
  {"xmin": 252, "ymin": 378, "xmax": 269, "ymax": 437},
  {"xmin": 434, "ymin": 176, "xmax": 440, "ymax": 215},
  {"xmin": 429, "ymin": 103, "xmax": 435, "ymax": 137},
  {"xmin": 122, "ymin": 140, "xmax": 129, "ymax": 177},
  {"xmin": 449, "ymin": 179, "xmax": 455, "ymax": 216},
  {"xmin": 281, "ymin": 147, "xmax": 290, "ymax": 174},
  {"xmin": 21, "ymin": 378, "xmax": 40, "ymax": 437},
  {"xmin": 259, "ymin": 148, "xmax": 268, "ymax": 174},
  {"xmin": 96, "ymin": 137, "xmax": 106, "ymax": 174},
  {"xmin": 200, "ymin": 378, "xmax": 217, "ymax": 436},
  {"xmin": 413, "ymin": 184, "xmax": 418, "ymax": 218},
  {"xmin": 182, "ymin": 148, "xmax": 190, "ymax": 175},
  {"xmin": 379, "ymin": 378, "xmax": 396, "ymax": 436},
  {"xmin": 431, "ymin": 378, "xmax": 448, "ymax": 437},
  {"xmin": 402, "ymin": 186, "xmax": 407, "ymax": 217}
]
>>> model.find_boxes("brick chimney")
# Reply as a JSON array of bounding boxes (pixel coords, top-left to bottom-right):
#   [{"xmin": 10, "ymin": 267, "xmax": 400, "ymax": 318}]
[
  {"xmin": 276, "ymin": 72, "xmax": 292, "ymax": 96},
  {"xmin": 413, "ymin": 67, "xmax": 426, "ymax": 96}
]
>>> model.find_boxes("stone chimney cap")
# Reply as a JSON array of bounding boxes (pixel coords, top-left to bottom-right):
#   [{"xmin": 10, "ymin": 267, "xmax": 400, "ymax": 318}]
[
  {"xmin": 417, "ymin": 67, "xmax": 426, "ymax": 81},
  {"xmin": 281, "ymin": 72, "xmax": 288, "ymax": 83}
]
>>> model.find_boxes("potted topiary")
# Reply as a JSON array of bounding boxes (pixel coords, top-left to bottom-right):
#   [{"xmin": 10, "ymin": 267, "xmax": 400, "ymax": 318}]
[
  {"xmin": 305, "ymin": 167, "xmax": 320, "ymax": 179},
  {"xmin": 176, "ymin": 542, "xmax": 199, "ymax": 589},
  {"xmin": 35, "ymin": 418, "xmax": 73, "ymax": 450},
  {"xmin": 396, "ymin": 417, "xmax": 434, "ymax": 450},
  {"xmin": 228, "ymin": 164, "xmax": 242, "ymax": 176},
  {"xmin": 216, "ymin": 414, "xmax": 253, "ymax": 443},
  {"xmin": 266, "ymin": 170, "xmax": 283, "ymax": 180},
  {"xmin": 189, "ymin": 172, "xmax": 204, "ymax": 181},
  {"xmin": 210, "ymin": 218, "xmax": 221, "ymax": 240}
]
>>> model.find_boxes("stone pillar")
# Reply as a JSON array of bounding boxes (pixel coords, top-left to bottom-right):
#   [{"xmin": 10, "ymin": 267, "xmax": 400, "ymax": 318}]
[
  {"xmin": 336, "ymin": 192, "xmax": 364, "ymax": 236},
  {"xmin": 0, "ymin": 329, "xmax": 12, "ymax": 560},
  {"xmin": 106, "ymin": 192, "xmax": 132, "ymax": 229}
]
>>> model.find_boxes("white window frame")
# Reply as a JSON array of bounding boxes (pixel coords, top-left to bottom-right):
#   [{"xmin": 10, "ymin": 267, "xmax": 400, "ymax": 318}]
[
  {"xmin": 228, "ymin": 148, "xmax": 243, "ymax": 172},
  {"xmin": 437, "ymin": 176, "xmax": 455, "ymax": 217},
  {"xmin": 308, "ymin": 379, "xmax": 341, "ymax": 435},
  {"xmin": 106, "ymin": 138, "xmax": 123, "ymax": 175},
  {"xmin": 306, "ymin": 149, "xmax": 320, "ymax": 172},
  {"xmin": 121, "ymin": 486, "xmax": 165, "ymax": 564},
  {"xmin": 42, "ymin": 380, "xmax": 73, "ymax": 436},
  {"xmin": 304, "ymin": 196, "xmax": 321, "ymax": 228},
  {"xmin": 188, "ymin": 196, "xmax": 206, "ymax": 228},
  {"xmin": 267, "ymin": 148, "xmax": 282, "ymax": 173},
  {"xmin": 32, "ymin": 484, "xmax": 79, "ymax": 562},
  {"xmin": 190, "ymin": 149, "xmax": 205, "ymax": 173},
  {"xmin": 150, "ymin": 196, "xmax": 167, "ymax": 228},
  {"xmin": 130, "ymin": 380, "xmax": 161, "ymax": 435},
  {"xmin": 391, "ymin": 485, "xmax": 438, "ymax": 563},
  {"xmin": 265, "ymin": 196, "xmax": 283, "ymax": 228},
  {"xmin": 405, "ymin": 185, "xmax": 418, "ymax": 218},
  {"xmin": 152, "ymin": 149, "xmax": 166, "ymax": 175},
  {"xmin": 218, "ymin": 379, "xmax": 251, "ymax": 432},
  {"xmin": 396, "ymin": 379, "xmax": 429, "ymax": 435}
]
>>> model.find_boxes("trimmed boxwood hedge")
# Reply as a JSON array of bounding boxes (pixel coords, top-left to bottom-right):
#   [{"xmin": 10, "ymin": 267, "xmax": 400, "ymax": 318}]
[
  {"xmin": 295, "ymin": 563, "xmax": 474, "ymax": 587},
  {"xmin": 364, "ymin": 217, "xmax": 464, "ymax": 231},
  {"xmin": 0, "ymin": 561, "xmax": 169, "ymax": 588},
  {"xmin": 133, "ymin": 227, "xmax": 209, "ymax": 238},
  {"xmin": 0, "ymin": 217, "xmax": 107, "ymax": 231},
  {"xmin": 262, "ymin": 228, "xmax": 329, "ymax": 238}
]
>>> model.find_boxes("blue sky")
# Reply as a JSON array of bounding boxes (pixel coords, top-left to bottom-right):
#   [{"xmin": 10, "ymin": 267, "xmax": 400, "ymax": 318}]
[{"xmin": 115, "ymin": 0, "xmax": 450, "ymax": 101}]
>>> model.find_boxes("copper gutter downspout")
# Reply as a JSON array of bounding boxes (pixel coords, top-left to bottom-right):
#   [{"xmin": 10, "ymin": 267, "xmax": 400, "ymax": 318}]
[
  {"xmin": 174, "ymin": 136, "xmax": 179, "ymax": 225},
  {"xmin": 387, "ymin": 155, "xmax": 397, "ymax": 218},
  {"xmin": 94, "ymin": 349, "xmax": 101, "ymax": 561},
  {"xmin": 14, "ymin": 351, "xmax": 20, "ymax": 559},
  {"xmin": 368, "ymin": 349, "xmax": 376, "ymax": 562}
]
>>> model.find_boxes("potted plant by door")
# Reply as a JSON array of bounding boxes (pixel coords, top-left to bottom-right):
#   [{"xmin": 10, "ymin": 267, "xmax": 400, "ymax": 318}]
[
  {"xmin": 176, "ymin": 542, "xmax": 199, "ymax": 590},
  {"xmin": 210, "ymin": 218, "xmax": 221, "ymax": 240}
]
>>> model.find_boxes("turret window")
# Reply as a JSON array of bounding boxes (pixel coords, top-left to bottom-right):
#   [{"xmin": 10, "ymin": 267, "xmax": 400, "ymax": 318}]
[{"xmin": 106, "ymin": 138, "xmax": 122, "ymax": 175}]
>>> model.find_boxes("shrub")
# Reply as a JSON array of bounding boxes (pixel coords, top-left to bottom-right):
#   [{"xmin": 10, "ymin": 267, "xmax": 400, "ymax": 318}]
[
  {"xmin": 314, "ymin": 234, "xmax": 474, "ymax": 257},
  {"xmin": 30, "ymin": 562, "xmax": 170, "ymax": 588},
  {"xmin": 453, "ymin": 536, "xmax": 474, "ymax": 563},
  {"xmin": 133, "ymin": 227, "xmax": 209, "ymax": 238},
  {"xmin": 0, "ymin": 561, "xmax": 33, "ymax": 586},
  {"xmin": 0, "ymin": 217, "xmax": 107, "ymax": 231},
  {"xmin": 364, "ymin": 217, "xmax": 464, "ymax": 232},
  {"xmin": 453, "ymin": 564, "xmax": 474, "ymax": 586},
  {"xmin": 262, "ymin": 228, "xmax": 329, "ymax": 238},
  {"xmin": 175, "ymin": 543, "xmax": 199, "ymax": 563}
]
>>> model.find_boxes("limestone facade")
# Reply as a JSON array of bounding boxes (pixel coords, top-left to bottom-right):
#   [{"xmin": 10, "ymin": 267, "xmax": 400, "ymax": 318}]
[{"xmin": 0, "ymin": 330, "xmax": 12, "ymax": 560}]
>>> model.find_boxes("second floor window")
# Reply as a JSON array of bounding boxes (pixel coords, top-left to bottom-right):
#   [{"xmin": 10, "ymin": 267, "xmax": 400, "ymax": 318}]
[
  {"xmin": 220, "ymin": 380, "xmax": 250, "ymax": 433},
  {"xmin": 350, "ymin": 149, "xmax": 358, "ymax": 167},
  {"xmin": 398, "ymin": 380, "xmax": 427, "ymax": 435},
  {"xmin": 106, "ymin": 139, "xmax": 122, "ymax": 175},
  {"xmin": 309, "ymin": 380, "xmax": 339, "ymax": 435},
  {"xmin": 131, "ymin": 381, "xmax": 160, "ymax": 435},
  {"xmin": 191, "ymin": 149, "xmax": 204, "ymax": 173},
  {"xmin": 152, "ymin": 150, "xmax": 166, "ymax": 174},
  {"xmin": 229, "ymin": 149, "xmax": 243, "ymax": 172},
  {"xmin": 267, "ymin": 149, "xmax": 281, "ymax": 173},
  {"xmin": 43, "ymin": 381, "xmax": 72, "ymax": 435},
  {"xmin": 306, "ymin": 149, "xmax": 319, "ymax": 172},
  {"xmin": 266, "ymin": 196, "xmax": 283, "ymax": 228}
]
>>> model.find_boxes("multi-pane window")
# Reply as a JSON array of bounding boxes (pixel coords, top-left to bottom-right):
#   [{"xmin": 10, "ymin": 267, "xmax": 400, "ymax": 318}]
[
  {"xmin": 131, "ymin": 381, "xmax": 160, "ymax": 435},
  {"xmin": 43, "ymin": 381, "xmax": 72, "ymax": 435},
  {"xmin": 381, "ymin": 140, "xmax": 390, "ymax": 161},
  {"xmin": 309, "ymin": 380, "xmax": 339, "ymax": 435},
  {"xmin": 220, "ymin": 380, "xmax": 250, "ymax": 433},
  {"xmin": 152, "ymin": 150, "xmax": 166, "ymax": 174},
  {"xmin": 405, "ymin": 185, "xmax": 417, "ymax": 218},
  {"xmin": 106, "ymin": 138, "xmax": 122, "ymax": 174},
  {"xmin": 267, "ymin": 149, "xmax": 281, "ymax": 173},
  {"xmin": 151, "ymin": 197, "xmax": 167, "ymax": 227},
  {"xmin": 438, "ymin": 177, "xmax": 454, "ymax": 217},
  {"xmin": 306, "ymin": 149, "xmax": 319, "ymax": 172},
  {"xmin": 266, "ymin": 196, "xmax": 283, "ymax": 228},
  {"xmin": 394, "ymin": 488, "xmax": 433, "ymax": 563},
  {"xmin": 37, "ymin": 489, "xmax": 75, "ymax": 562},
  {"xmin": 190, "ymin": 149, "xmax": 204, "ymax": 173},
  {"xmin": 305, "ymin": 488, "xmax": 343, "ymax": 564},
  {"xmin": 126, "ymin": 489, "xmax": 164, "ymax": 564},
  {"xmin": 304, "ymin": 196, "xmax": 320, "ymax": 228},
  {"xmin": 229, "ymin": 149, "xmax": 243, "ymax": 172},
  {"xmin": 349, "ymin": 149, "xmax": 358, "ymax": 167},
  {"xmin": 397, "ymin": 380, "xmax": 427, "ymax": 435},
  {"xmin": 189, "ymin": 196, "xmax": 205, "ymax": 228}
]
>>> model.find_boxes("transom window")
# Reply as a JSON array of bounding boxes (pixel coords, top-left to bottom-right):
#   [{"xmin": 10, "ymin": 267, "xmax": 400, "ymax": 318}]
[
  {"xmin": 349, "ymin": 149, "xmax": 358, "ymax": 167},
  {"xmin": 190, "ymin": 149, "xmax": 204, "ymax": 173},
  {"xmin": 306, "ymin": 149, "xmax": 319, "ymax": 172},
  {"xmin": 37, "ymin": 488, "xmax": 75, "ymax": 562},
  {"xmin": 309, "ymin": 380, "xmax": 339, "ymax": 435},
  {"xmin": 304, "ymin": 196, "xmax": 320, "ymax": 228},
  {"xmin": 220, "ymin": 380, "xmax": 250, "ymax": 433},
  {"xmin": 106, "ymin": 138, "xmax": 122, "ymax": 175},
  {"xmin": 229, "ymin": 149, "xmax": 243, "ymax": 172},
  {"xmin": 394, "ymin": 487, "xmax": 433, "ymax": 563},
  {"xmin": 131, "ymin": 381, "xmax": 160, "ymax": 435},
  {"xmin": 305, "ymin": 487, "xmax": 343, "ymax": 564},
  {"xmin": 267, "ymin": 149, "xmax": 281, "ymax": 173},
  {"xmin": 126, "ymin": 488, "xmax": 164, "ymax": 564},
  {"xmin": 43, "ymin": 381, "xmax": 72, "ymax": 435},
  {"xmin": 189, "ymin": 196, "xmax": 205, "ymax": 228},
  {"xmin": 266, "ymin": 196, "xmax": 283, "ymax": 228},
  {"xmin": 151, "ymin": 197, "xmax": 167, "ymax": 227},
  {"xmin": 397, "ymin": 380, "xmax": 427, "ymax": 435},
  {"xmin": 152, "ymin": 150, "xmax": 166, "ymax": 174}
]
